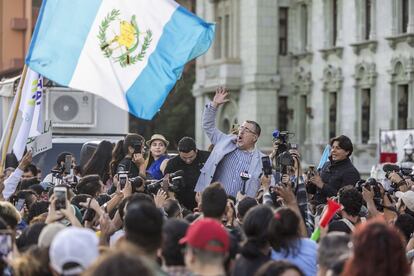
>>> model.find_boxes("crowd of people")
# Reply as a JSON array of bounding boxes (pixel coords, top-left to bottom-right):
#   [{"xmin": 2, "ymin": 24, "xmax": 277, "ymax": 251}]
[{"xmin": 0, "ymin": 87, "xmax": 414, "ymax": 276}]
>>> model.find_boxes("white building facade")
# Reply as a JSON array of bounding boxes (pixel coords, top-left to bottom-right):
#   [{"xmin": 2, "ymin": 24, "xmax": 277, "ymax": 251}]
[{"xmin": 193, "ymin": 0, "xmax": 414, "ymax": 174}]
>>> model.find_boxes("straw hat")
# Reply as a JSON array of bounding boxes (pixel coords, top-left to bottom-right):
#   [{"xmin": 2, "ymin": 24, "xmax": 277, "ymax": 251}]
[{"xmin": 146, "ymin": 134, "xmax": 169, "ymax": 147}]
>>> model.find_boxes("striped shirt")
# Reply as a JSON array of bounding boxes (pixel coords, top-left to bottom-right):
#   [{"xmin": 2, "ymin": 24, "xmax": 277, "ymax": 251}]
[{"xmin": 212, "ymin": 148, "xmax": 254, "ymax": 197}]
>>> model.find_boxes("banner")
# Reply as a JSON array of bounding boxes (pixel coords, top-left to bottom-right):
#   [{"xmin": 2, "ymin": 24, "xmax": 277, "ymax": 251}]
[
  {"xmin": 379, "ymin": 129, "xmax": 414, "ymax": 164},
  {"xmin": 12, "ymin": 69, "xmax": 44, "ymax": 160},
  {"xmin": 26, "ymin": 120, "xmax": 52, "ymax": 157}
]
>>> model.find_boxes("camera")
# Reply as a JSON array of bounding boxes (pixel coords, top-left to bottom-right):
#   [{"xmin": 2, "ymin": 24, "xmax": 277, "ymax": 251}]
[
  {"xmin": 146, "ymin": 170, "xmax": 184, "ymax": 194},
  {"xmin": 133, "ymin": 142, "xmax": 142, "ymax": 154},
  {"xmin": 356, "ymin": 178, "xmax": 384, "ymax": 210},
  {"xmin": 261, "ymin": 156, "xmax": 272, "ymax": 176},
  {"xmin": 383, "ymin": 163, "xmax": 414, "ymax": 182},
  {"xmin": 272, "ymin": 130, "xmax": 295, "ymax": 174}
]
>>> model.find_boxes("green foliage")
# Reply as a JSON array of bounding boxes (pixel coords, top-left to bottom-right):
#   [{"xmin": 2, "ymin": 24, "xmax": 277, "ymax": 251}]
[{"xmin": 129, "ymin": 63, "xmax": 196, "ymax": 149}]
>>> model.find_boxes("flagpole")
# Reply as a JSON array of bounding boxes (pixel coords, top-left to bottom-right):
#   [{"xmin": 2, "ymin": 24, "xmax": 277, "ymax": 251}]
[{"xmin": 0, "ymin": 65, "xmax": 28, "ymax": 174}]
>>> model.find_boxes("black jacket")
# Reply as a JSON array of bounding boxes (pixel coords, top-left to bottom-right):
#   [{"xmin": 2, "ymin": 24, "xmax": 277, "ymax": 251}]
[
  {"xmin": 314, "ymin": 158, "xmax": 360, "ymax": 205},
  {"xmin": 231, "ymin": 241, "xmax": 270, "ymax": 276}
]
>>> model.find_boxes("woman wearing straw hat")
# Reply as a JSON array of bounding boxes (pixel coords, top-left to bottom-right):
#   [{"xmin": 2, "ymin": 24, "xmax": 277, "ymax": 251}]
[{"xmin": 145, "ymin": 134, "xmax": 170, "ymax": 180}]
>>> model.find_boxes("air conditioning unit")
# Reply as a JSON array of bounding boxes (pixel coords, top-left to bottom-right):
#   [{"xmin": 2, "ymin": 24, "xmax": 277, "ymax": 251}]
[{"xmin": 46, "ymin": 88, "xmax": 96, "ymax": 128}]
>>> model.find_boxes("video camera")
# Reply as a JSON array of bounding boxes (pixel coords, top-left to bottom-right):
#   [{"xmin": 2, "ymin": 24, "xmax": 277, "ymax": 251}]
[
  {"xmin": 272, "ymin": 130, "xmax": 295, "ymax": 174},
  {"xmin": 146, "ymin": 170, "xmax": 185, "ymax": 194},
  {"xmin": 383, "ymin": 163, "xmax": 414, "ymax": 182}
]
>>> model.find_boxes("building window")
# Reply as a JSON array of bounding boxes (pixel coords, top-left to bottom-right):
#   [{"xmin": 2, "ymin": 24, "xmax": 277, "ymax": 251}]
[
  {"xmin": 279, "ymin": 7, "xmax": 289, "ymax": 56},
  {"xmin": 214, "ymin": 16, "xmax": 222, "ymax": 59},
  {"xmin": 300, "ymin": 4, "xmax": 308, "ymax": 52},
  {"xmin": 398, "ymin": 84, "xmax": 409, "ymax": 129},
  {"xmin": 299, "ymin": 95, "xmax": 308, "ymax": 142},
  {"xmin": 364, "ymin": 0, "xmax": 372, "ymax": 40},
  {"xmin": 329, "ymin": 92, "xmax": 337, "ymax": 138},
  {"xmin": 278, "ymin": 96, "xmax": 289, "ymax": 131},
  {"xmin": 213, "ymin": 0, "xmax": 232, "ymax": 60},
  {"xmin": 332, "ymin": 0, "xmax": 338, "ymax": 46},
  {"xmin": 361, "ymin": 89, "xmax": 371, "ymax": 144},
  {"xmin": 402, "ymin": 0, "xmax": 409, "ymax": 33}
]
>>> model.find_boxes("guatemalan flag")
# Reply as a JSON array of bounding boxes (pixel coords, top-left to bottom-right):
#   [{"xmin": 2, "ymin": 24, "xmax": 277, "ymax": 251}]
[{"xmin": 26, "ymin": 0, "xmax": 215, "ymax": 120}]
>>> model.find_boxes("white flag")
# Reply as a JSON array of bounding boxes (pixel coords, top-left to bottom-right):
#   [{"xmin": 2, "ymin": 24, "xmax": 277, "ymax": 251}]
[{"xmin": 12, "ymin": 68, "xmax": 44, "ymax": 160}]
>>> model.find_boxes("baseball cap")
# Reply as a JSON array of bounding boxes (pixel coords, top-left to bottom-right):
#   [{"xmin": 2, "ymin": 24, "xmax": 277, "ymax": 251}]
[
  {"xmin": 179, "ymin": 218, "xmax": 229, "ymax": 253},
  {"xmin": 395, "ymin": 190, "xmax": 414, "ymax": 212},
  {"xmin": 49, "ymin": 227, "xmax": 99, "ymax": 275}
]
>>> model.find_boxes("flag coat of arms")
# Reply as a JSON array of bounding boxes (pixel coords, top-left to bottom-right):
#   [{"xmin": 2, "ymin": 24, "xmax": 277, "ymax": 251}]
[{"xmin": 26, "ymin": 0, "xmax": 215, "ymax": 120}]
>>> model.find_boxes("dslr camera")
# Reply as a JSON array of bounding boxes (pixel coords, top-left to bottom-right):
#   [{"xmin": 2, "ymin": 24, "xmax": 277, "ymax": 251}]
[
  {"xmin": 356, "ymin": 178, "xmax": 384, "ymax": 211},
  {"xmin": 383, "ymin": 163, "xmax": 414, "ymax": 182}
]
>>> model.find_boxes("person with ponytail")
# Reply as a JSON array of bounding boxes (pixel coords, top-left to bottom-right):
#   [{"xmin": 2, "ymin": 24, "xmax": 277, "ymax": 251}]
[
  {"xmin": 232, "ymin": 205, "xmax": 274, "ymax": 276},
  {"xmin": 268, "ymin": 207, "xmax": 317, "ymax": 276}
]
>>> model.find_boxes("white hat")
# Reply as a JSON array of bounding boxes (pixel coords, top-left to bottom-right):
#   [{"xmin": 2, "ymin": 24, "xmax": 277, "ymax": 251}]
[
  {"xmin": 395, "ymin": 190, "xmax": 414, "ymax": 212},
  {"xmin": 49, "ymin": 227, "xmax": 99, "ymax": 275}
]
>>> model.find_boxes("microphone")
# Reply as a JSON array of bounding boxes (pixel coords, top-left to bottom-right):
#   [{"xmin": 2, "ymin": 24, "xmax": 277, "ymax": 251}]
[{"xmin": 240, "ymin": 171, "xmax": 251, "ymax": 195}]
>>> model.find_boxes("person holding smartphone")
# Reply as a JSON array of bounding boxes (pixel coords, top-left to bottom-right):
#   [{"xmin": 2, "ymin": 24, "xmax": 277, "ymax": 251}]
[
  {"xmin": 45, "ymin": 186, "xmax": 81, "ymax": 227},
  {"xmin": 111, "ymin": 134, "xmax": 146, "ymax": 179}
]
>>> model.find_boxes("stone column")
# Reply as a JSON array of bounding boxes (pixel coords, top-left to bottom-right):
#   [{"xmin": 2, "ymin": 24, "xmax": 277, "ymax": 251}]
[{"xmin": 408, "ymin": 0, "xmax": 414, "ymax": 33}]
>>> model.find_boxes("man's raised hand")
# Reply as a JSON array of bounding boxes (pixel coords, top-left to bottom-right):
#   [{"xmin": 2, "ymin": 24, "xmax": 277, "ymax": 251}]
[{"xmin": 212, "ymin": 87, "xmax": 230, "ymax": 108}]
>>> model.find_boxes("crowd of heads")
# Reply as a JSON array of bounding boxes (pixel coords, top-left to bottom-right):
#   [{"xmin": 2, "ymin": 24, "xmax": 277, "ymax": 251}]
[{"xmin": 1, "ymin": 129, "xmax": 414, "ymax": 276}]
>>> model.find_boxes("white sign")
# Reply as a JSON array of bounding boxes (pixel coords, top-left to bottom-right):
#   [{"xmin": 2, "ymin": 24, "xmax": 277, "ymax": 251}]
[{"xmin": 26, "ymin": 120, "xmax": 52, "ymax": 157}]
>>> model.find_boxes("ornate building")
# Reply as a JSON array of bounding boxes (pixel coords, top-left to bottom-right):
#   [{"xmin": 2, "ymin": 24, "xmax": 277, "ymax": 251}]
[{"xmin": 193, "ymin": 0, "xmax": 414, "ymax": 174}]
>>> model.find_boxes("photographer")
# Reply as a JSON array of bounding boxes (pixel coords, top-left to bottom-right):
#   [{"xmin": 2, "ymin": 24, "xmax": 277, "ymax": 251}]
[
  {"xmin": 383, "ymin": 164, "xmax": 410, "ymax": 192},
  {"xmin": 110, "ymin": 133, "xmax": 146, "ymax": 179},
  {"xmin": 309, "ymin": 135, "xmax": 360, "ymax": 205},
  {"xmin": 164, "ymin": 137, "xmax": 210, "ymax": 210}
]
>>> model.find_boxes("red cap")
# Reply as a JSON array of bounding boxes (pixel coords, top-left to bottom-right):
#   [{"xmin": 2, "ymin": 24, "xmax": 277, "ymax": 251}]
[{"xmin": 179, "ymin": 218, "xmax": 229, "ymax": 253}]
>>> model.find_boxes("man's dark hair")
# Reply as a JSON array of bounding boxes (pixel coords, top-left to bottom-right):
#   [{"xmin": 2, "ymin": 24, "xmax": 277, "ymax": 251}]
[
  {"xmin": 338, "ymin": 186, "xmax": 363, "ymax": 217},
  {"xmin": 395, "ymin": 214, "xmax": 414, "ymax": 241},
  {"xmin": 161, "ymin": 219, "xmax": 189, "ymax": 266},
  {"xmin": 237, "ymin": 197, "xmax": 258, "ymax": 220},
  {"xmin": 76, "ymin": 175, "xmax": 102, "ymax": 197},
  {"xmin": 84, "ymin": 251, "xmax": 153, "ymax": 276},
  {"xmin": 19, "ymin": 177, "xmax": 40, "ymax": 190},
  {"xmin": 245, "ymin": 120, "xmax": 261, "ymax": 137},
  {"xmin": 24, "ymin": 164, "xmax": 38, "ymax": 177},
  {"xmin": 177, "ymin": 137, "xmax": 197, "ymax": 153},
  {"xmin": 330, "ymin": 135, "xmax": 353, "ymax": 156},
  {"xmin": 201, "ymin": 182, "xmax": 227, "ymax": 219},
  {"xmin": 124, "ymin": 201, "xmax": 163, "ymax": 255}
]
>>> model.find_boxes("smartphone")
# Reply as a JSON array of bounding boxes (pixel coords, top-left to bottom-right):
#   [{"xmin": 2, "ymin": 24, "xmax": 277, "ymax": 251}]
[
  {"xmin": 15, "ymin": 198, "xmax": 25, "ymax": 212},
  {"xmin": 291, "ymin": 143, "xmax": 298, "ymax": 150},
  {"xmin": 54, "ymin": 186, "xmax": 67, "ymax": 210},
  {"xmin": 118, "ymin": 172, "xmax": 128, "ymax": 190},
  {"xmin": 64, "ymin": 155, "xmax": 72, "ymax": 174},
  {"xmin": 0, "ymin": 230, "xmax": 13, "ymax": 257},
  {"xmin": 261, "ymin": 156, "xmax": 273, "ymax": 176}
]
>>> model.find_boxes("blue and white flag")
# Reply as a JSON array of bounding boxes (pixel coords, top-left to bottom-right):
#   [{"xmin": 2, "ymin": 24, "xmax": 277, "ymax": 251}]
[
  {"xmin": 26, "ymin": 0, "xmax": 215, "ymax": 120},
  {"xmin": 317, "ymin": 144, "xmax": 332, "ymax": 170},
  {"xmin": 12, "ymin": 68, "xmax": 44, "ymax": 160}
]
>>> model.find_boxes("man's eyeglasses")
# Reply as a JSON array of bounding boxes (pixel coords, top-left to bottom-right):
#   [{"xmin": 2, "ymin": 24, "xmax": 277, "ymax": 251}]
[{"xmin": 238, "ymin": 126, "xmax": 257, "ymax": 135}]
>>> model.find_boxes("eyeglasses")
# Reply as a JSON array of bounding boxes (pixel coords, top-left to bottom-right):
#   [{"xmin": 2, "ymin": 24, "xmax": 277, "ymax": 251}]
[{"xmin": 238, "ymin": 126, "xmax": 257, "ymax": 135}]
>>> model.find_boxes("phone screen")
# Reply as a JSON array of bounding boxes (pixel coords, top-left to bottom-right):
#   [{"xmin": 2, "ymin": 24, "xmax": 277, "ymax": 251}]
[
  {"xmin": 261, "ymin": 156, "xmax": 272, "ymax": 176},
  {"xmin": 54, "ymin": 188, "xmax": 67, "ymax": 210},
  {"xmin": 0, "ymin": 231, "xmax": 13, "ymax": 257},
  {"xmin": 118, "ymin": 173, "xmax": 128, "ymax": 190},
  {"xmin": 15, "ymin": 198, "xmax": 25, "ymax": 211}
]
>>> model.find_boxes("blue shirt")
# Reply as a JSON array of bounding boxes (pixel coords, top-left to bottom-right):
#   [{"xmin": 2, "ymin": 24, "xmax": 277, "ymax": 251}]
[
  {"xmin": 212, "ymin": 148, "xmax": 254, "ymax": 197},
  {"xmin": 147, "ymin": 155, "xmax": 169, "ymax": 180},
  {"xmin": 271, "ymin": 238, "xmax": 317, "ymax": 276}
]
